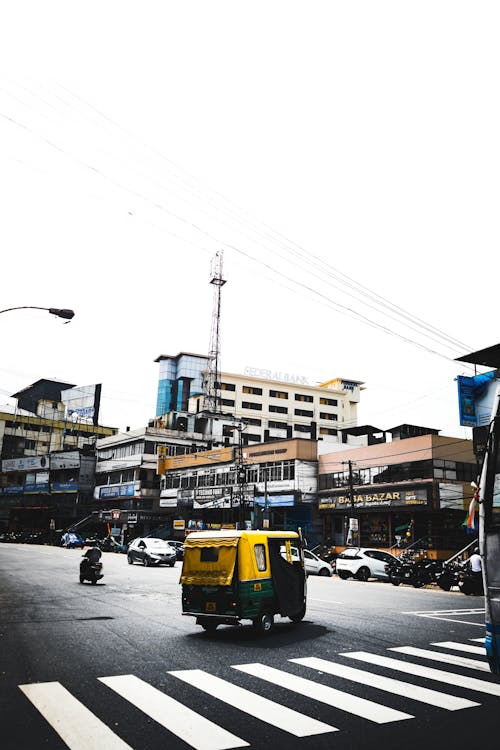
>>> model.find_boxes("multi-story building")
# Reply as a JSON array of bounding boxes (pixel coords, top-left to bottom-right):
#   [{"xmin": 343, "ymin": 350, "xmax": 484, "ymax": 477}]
[
  {"xmin": 318, "ymin": 426, "xmax": 477, "ymax": 555},
  {"xmin": 0, "ymin": 379, "xmax": 116, "ymax": 533},
  {"xmin": 93, "ymin": 426, "xmax": 211, "ymax": 538},
  {"xmin": 155, "ymin": 352, "xmax": 364, "ymax": 446},
  {"xmin": 159, "ymin": 437, "xmax": 320, "ymax": 543}
]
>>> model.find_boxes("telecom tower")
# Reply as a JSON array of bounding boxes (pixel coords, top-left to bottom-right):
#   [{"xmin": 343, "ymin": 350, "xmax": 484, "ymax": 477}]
[{"xmin": 204, "ymin": 250, "xmax": 226, "ymax": 413}]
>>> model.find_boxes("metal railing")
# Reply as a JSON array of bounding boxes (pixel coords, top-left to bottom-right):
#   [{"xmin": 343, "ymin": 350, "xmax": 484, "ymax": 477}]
[{"xmin": 443, "ymin": 539, "xmax": 478, "ymax": 566}]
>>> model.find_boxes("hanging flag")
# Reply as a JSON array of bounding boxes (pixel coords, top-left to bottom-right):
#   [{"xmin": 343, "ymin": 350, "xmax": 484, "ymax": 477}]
[{"xmin": 464, "ymin": 487, "xmax": 479, "ymax": 534}]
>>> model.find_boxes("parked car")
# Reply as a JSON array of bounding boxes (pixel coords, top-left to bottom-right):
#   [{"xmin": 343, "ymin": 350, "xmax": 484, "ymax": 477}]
[
  {"xmin": 165, "ymin": 540, "xmax": 185, "ymax": 560},
  {"xmin": 336, "ymin": 547, "xmax": 398, "ymax": 581},
  {"xmin": 280, "ymin": 545, "xmax": 333, "ymax": 576},
  {"xmin": 127, "ymin": 537, "xmax": 177, "ymax": 567}
]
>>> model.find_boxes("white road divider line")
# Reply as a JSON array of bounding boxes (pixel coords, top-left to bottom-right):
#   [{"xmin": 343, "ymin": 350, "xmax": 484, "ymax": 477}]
[
  {"xmin": 341, "ymin": 652, "xmax": 500, "ymax": 697},
  {"xmin": 431, "ymin": 641, "xmax": 486, "ymax": 655},
  {"xmin": 18, "ymin": 682, "xmax": 133, "ymax": 750},
  {"xmin": 470, "ymin": 638, "xmax": 486, "ymax": 643},
  {"xmin": 389, "ymin": 646, "xmax": 489, "ymax": 671},
  {"xmin": 291, "ymin": 657, "xmax": 479, "ymax": 711},
  {"xmin": 232, "ymin": 663, "xmax": 413, "ymax": 724},
  {"xmin": 170, "ymin": 669, "xmax": 336, "ymax": 737},
  {"xmin": 99, "ymin": 675, "xmax": 248, "ymax": 750}
]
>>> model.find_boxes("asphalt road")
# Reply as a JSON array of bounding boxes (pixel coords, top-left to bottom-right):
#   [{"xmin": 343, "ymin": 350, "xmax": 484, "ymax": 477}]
[{"xmin": 0, "ymin": 543, "xmax": 496, "ymax": 750}]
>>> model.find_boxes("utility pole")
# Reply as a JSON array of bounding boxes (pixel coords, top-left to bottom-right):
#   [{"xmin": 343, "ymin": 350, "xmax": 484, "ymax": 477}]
[{"xmin": 343, "ymin": 459, "xmax": 359, "ymax": 546}]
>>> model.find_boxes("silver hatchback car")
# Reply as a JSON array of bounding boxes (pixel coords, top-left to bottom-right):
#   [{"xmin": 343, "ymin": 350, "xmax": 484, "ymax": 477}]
[{"xmin": 127, "ymin": 537, "xmax": 177, "ymax": 567}]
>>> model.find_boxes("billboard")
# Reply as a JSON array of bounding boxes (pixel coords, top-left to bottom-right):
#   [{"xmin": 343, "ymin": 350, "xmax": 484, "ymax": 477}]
[
  {"xmin": 62, "ymin": 384, "xmax": 102, "ymax": 425},
  {"xmin": 457, "ymin": 371, "xmax": 498, "ymax": 427}
]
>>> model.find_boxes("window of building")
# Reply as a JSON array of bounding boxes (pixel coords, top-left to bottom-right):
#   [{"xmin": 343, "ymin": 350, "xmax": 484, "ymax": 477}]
[
  {"xmin": 320, "ymin": 412, "xmax": 338, "ymax": 421},
  {"xmin": 295, "ymin": 408, "xmax": 313, "ymax": 418},
  {"xmin": 243, "ymin": 386, "xmax": 263, "ymax": 395},
  {"xmin": 269, "ymin": 404, "xmax": 288, "ymax": 414},
  {"xmin": 221, "ymin": 398, "xmax": 235, "ymax": 407},
  {"xmin": 242, "ymin": 401, "xmax": 262, "ymax": 411},
  {"xmin": 220, "ymin": 382, "xmax": 236, "ymax": 391},
  {"xmin": 294, "ymin": 424, "xmax": 312, "ymax": 433},
  {"xmin": 295, "ymin": 394, "xmax": 313, "ymax": 403},
  {"xmin": 243, "ymin": 433, "xmax": 261, "ymax": 443},
  {"xmin": 269, "ymin": 389, "xmax": 288, "ymax": 399},
  {"xmin": 320, "ymin": 397, "xmax": 338, "ymax": 406},
  {"xmin": 241, "ymin": 417, "xmax": 262, "ymax": 426},
  {"xmin": 319, "ymin": 427, "xmax": 338, "ymax": 436},
  {"xmin": 268, "ymin": 420, "xmax": 287, "ymax": 430}
]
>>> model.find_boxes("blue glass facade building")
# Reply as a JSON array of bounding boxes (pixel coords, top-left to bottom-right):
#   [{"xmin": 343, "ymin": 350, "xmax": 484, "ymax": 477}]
[{"xmin": 155, "ymin": 353, "xmax": 208, "ymax": 417}]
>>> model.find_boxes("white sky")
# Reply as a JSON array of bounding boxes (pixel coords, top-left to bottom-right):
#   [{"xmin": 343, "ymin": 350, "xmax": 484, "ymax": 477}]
[{"xmin": 0, "ymin": 1, "xmax": 498, "ymax": 437}]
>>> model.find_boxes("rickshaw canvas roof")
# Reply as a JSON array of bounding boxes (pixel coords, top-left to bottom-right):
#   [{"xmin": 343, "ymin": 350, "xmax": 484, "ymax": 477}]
[{"xmin": 185, "ymin": 530, "xmax": 299, "ymax": 542}]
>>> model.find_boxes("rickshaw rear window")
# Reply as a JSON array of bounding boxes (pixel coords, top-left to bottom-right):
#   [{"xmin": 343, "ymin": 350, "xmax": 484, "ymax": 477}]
[
  {"xmin": 200, "ymin": 547, "xmax": 219, "ymax": 562},
  {"xmin": 254, "ymin": 544, "xmax": 266, "ymax": 571}
]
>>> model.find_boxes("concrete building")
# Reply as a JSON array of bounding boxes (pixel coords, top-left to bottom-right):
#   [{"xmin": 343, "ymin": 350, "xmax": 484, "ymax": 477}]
[
  {"xmin": 318, "ymin": 426, "xmax": 477, "ymax": 555},
  {"xmin": 0, "ymin": 379, "xmax": 116, "ymax": 533},
  {"xmin": 155, "ymin": 352, "xmax": 364, "ymax": 446}
]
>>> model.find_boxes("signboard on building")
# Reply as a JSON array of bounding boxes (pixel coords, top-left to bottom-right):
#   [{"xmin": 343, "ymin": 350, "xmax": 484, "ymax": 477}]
[
  {"xmin": 2, "ymin": 456, "xmax": 48, "ymax": 472},
  {"xmin": 173, "ymin": 519, "xmax": 186, "ymax": 530},
  {"xmin": 50, "ymin": 451, "xmax": 80, "ymax": 470},
  {"xmin": 62, "ymin": 383, "xmax": 102, "ymax": 425},
  {"xmin": 98, "ymin": 483, "xmax": 135, "ymax": 499},
  {"xmin": 457, "ymin": 371, "xmax": 498, "ymax": 427},
  {"xmin": 318, "ymin": 488, "xmax": 429, "ymax": 510}
]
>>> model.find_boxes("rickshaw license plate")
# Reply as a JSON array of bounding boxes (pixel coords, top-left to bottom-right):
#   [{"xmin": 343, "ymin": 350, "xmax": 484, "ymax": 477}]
[{"xmin": 205, "ymin": 602, "xmax": 216, "ymax": 612}]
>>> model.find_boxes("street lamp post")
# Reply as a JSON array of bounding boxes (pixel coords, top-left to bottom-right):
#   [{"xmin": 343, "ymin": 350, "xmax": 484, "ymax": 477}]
[{"xmin": 0, "ymin": 306, "xmax": 75, "ymax": 320}]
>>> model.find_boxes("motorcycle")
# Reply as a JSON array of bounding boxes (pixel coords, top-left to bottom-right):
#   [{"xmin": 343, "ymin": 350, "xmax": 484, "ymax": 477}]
[
  {"xmin": 458, "ymin": 562, "xmax": 484, "ymax": 596},
  {"xmin": 79, "ymin": 548, "xmax": 104, "ymax": 585},
  {"xmin": 435, "ymin": 560, "xmax": 462, "ymax": 591}
]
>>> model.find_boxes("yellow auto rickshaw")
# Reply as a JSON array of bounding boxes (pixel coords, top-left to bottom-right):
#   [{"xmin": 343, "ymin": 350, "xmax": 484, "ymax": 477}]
[{"xmin": 180, "ymin": 529, "xmax": 307, "ymax": 633}]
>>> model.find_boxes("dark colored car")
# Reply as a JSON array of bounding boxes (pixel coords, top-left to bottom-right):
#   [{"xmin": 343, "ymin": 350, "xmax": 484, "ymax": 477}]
[
  {"xmin": 127, "ymin": 537, "xmax": 176, "ymax": 567},
  {"xmin": 166, "ymin": 540, "xmax": 185, "ymax": 560}
]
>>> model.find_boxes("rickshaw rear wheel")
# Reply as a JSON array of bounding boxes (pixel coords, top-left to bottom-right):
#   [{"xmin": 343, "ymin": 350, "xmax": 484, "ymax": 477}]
[
  {"xmin": 289, "ymin": 604, "xmax": 306, "ymax": 623},
  {"xmin": 199, "ymin": 618, "xmax": 218, "ymax": 633},
  {"xmin": 253, "ymin": 613, "xmax": 274, "ymax": 633}
]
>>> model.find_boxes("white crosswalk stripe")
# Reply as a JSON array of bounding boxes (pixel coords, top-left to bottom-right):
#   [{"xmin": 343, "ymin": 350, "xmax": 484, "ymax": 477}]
[
  {"xmin": 342, "ymin": 651, "xmax": 500, "ymax": 696},
  {"xmin": 18, "ymin": 639, "xmax": 500, "ymax": 749},
  {"xmin": 431, "ymin": 641, "xmax": 487, "ymax": 655},
  {"xmin": 389, "ymin": 646, "xmax": 490, "ymax": 671},
  {"xmin": 99, "ymin": 674, "xmax": 248, "ymax": 750},
  {"xmin": 232, "ymin": 662, "xmax": 413, "ymax": 724},
  {"xmin": 18, "ymin": 681, "xmax": 133, "ymax": 750},
  {"xmin": 291, "ymin": 657, "xmax": 480, "ymax": 711},
  {"xmin": 170, "ymin": 669, "xmax": 336, "ymax": 737}
]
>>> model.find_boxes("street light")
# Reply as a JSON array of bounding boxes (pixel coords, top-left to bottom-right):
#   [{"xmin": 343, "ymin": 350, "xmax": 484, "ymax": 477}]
[{"xmin": 0, "ymin": 306, "xmax": 75, "ymax": 320}]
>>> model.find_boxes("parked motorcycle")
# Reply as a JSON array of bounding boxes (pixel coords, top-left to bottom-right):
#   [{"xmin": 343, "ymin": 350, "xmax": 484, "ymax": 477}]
[
  {"xmin": 435, "ymin": 560, "xmax": 462, "ymax": 591},
  {"xmin": 79, "ymin": 548, "xmax": 104, "ymax": 585},
  {"xmin": 458, "ymin": 562, "xmax": 484, "ymax": 596}
]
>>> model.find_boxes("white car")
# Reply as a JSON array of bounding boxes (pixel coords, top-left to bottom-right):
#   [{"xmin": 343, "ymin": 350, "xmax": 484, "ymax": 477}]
[
  {"xmin": 280, "ymin": 546, "xmax": 333, "ymax": 577},
  {"xmin": 335, "ymin": 547, "xmax": 398, "ymax": 581},
  {"xmin": 127, "ymin": 537, "xmax": 177, "ymax": 567}
]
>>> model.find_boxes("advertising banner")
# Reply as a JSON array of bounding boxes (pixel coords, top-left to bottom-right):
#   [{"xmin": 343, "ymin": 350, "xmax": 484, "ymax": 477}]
[
  {"xmin": 50, "ymin": 451, "xmax": 80, "ymax": 470},
  {"xmin": 62, "ymin": 383, "xmax": 102, "ymax": 425},
  {"xmin": 2, "ymin": 456, "xmax": 48, "ymax": 472},
  {"xmin": 98, "ymin": 483, "xmax": 135, "ymax": 499}
]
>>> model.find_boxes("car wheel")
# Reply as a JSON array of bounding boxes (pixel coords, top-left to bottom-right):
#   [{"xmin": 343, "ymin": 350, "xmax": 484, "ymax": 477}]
[
  {"xmin": 389, "ymin": 573, "xmax": 401, "ymax": 586},
  {"xmin": 319, "ymin": 567, "xmax": 331, "ymax": 577},
  {"xmin": 143, "ymin": 556, "xmax": 150, "ymax": 567},
  {"xmin": 168, "ymin": 561, "xmax": 175, "ymax": 567},
  {"xmin": 253, "ymin": 613, "xmax": 274, "ymax": 634},
  {"xmin": 79, "ymin": 576, "xmax": 85, "ymax": 583},
  {"xmin": 337, "ymin": 570, "xmax": 350, "ymax": 580},
  {"xmin": 356, "ymin": 566, "xmax": 370, "ymax": 582},
  {"xmin": 127, "ymin": 554, "xmax": 133, "ymax": 565}
]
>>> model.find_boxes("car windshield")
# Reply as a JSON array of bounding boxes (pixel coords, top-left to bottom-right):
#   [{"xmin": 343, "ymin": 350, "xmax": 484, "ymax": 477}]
[{"xmin": 146, "ymin": 539, "xmax": 171, "ymax": 549}]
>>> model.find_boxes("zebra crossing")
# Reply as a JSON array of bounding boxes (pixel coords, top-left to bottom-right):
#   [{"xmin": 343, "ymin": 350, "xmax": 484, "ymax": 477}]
[{"xmin": 18, "ymin": 637, "xmax": 495, "ymax": 750}]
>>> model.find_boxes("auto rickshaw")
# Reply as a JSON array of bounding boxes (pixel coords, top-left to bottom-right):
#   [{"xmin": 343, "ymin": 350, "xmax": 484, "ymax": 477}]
[{"xmin": 180, "ymin": 529, "xmax": 307, "ymax": 633}]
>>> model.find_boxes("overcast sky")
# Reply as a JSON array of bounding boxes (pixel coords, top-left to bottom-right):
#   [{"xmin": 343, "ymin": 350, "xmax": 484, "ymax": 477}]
[{"xmin": 0, "ymin": 1, "xmax": 498, "ymax": 437}]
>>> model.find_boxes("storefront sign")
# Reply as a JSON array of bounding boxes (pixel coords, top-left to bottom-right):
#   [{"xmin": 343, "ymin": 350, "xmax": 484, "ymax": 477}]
[
  {"xmin": 319, "ymin": 489, "xmax": 428, "ymax": 510},
  {"xmin": 2, "ymin": 456, "xmax": 48, "ymax": 472},
  {"xmin": 98, "ymin": 483, "xmax": 135, "ymax": 499},
  {"xmin": 49, "ymin": 451, "xmax": 80, "ymax": 470},
  {"xmin": 51, "ymin": 482, "xmax": 78, "ymax": 493}
]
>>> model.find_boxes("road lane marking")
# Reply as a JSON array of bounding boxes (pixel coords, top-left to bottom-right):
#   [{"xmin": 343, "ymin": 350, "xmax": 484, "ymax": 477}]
[
  {"xmin": 231, "ymin": 663, "xmax": 413, "ymax": 724},
  {"xmin": 291, "ymin": 657, "xmax": 479, "ymax": 711},
  {"xmin": 431, "ymin": 641, "xmax": 486, "ymax": 655},
  {"xmin": 470, "ymin": 638, "xmax": 485, "ymax": 642},
  {"xmin": 99, "ymin": 675, "xmax": 248, "ymax": 750},
  {"xmin": 170, "ymin": 669, "xmax": 336, "ymax": 737},
  {"xmin": 341, "ymin": 652, "xmax": 500, "ymax": 696},
  {"xmin": 389, "ymin": 646, "xmax": 489, "ymax": 671},
  {"xmin": 18, "ymin": 681, "xmax": 133, "ymax": 750}
]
